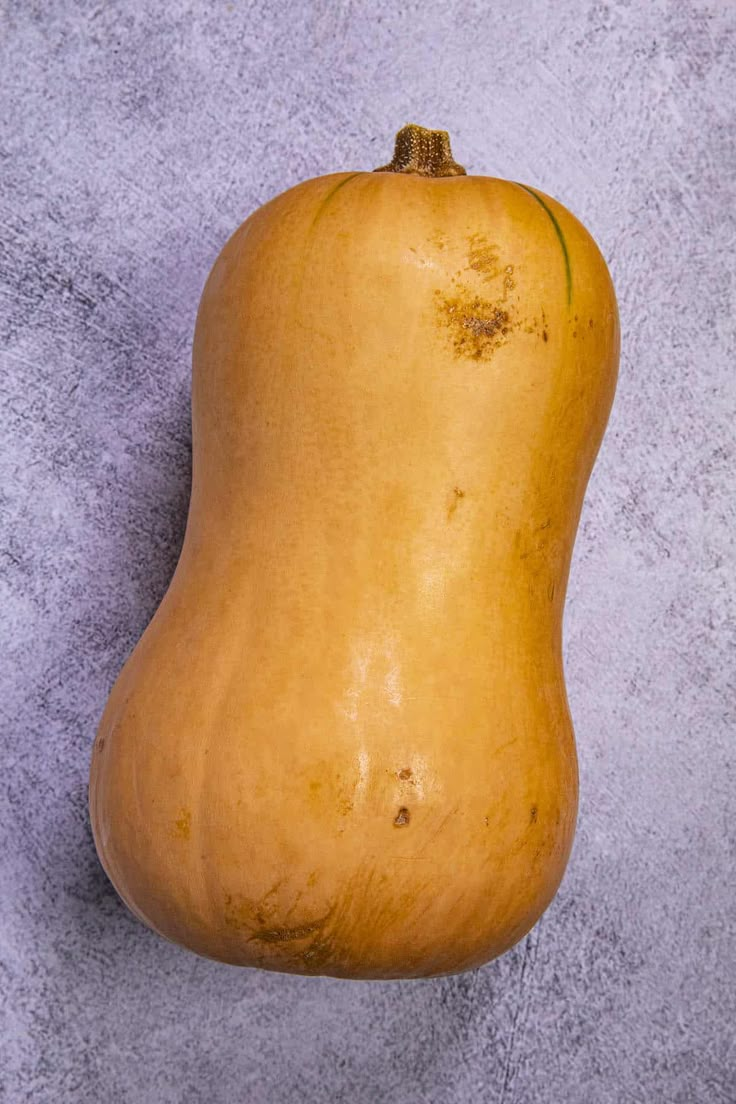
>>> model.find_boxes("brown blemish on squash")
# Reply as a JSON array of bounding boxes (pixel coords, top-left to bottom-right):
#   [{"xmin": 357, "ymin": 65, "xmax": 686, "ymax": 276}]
[
  {"xmin": 224, "ymin": 893, "xmax": 251, "ymax": 931},
  {"xmin": 398, "ymin": 767, "xmax": 413, "ymax": 781},
  {"xmin": 466, "ymin": 237, "xmax": 501, "ymax": 280},
  {"xmin": 530, "ymin": 805, "xmax": 538, "ymax": 825},
  {"xmin": 225, "ymin": 885, "xmax": 332, "ymax": 947},
  {"xmin": 300, "ymin": 941, "xmax": 330, "ymax": 969},
  {"xmin": 435, "ymin": 289, "xmax": 513, "ymax": 360},
  {"xmin": 284, "ymin": 890, "xmax": 304, "ymax": 920},
  {"xmin": 434, "ymin": 237, "xmax": 523, "ymax": 360},
  {"xmin": 503, "ymin": 264, "xmax": 515, "ymax": 297},
  {"xmin": 465, "ymin": 236, "xmax": 516, "ymax": 298},
  {"xmin": 298, "ymin": 926, "xmax": 352, "ymax": 974},
  {"xmin": 302, "ymin": 942, "xmax": 327, "ymax": 962},
  {"xmin": 464, "ymin": 308, "xmax": 509, "ymax": 337},
  {"xmin": 250, "ymin": 913, "xmax": 332, "ymax": 944},
  {"xmin": 250, "ymin": 880, "xmax": 286, "ymax": 927},
  {"xmin": 173, "ymin": 808, "xmax": 191, "ymax": 840},
  {"xmin": 394, "ymin": 806, "xmax": 411, "ymax": 827},
  {"xmin": 447, "ymin": 486, "xmax": 465, "ymax": 519},
  {"xmin": 96, "ymin": 737, "xmax": 105, "ymax": 753},
  {"xmin": 523, "ymin": 316, "xmax": 548, "ymax": 342}
]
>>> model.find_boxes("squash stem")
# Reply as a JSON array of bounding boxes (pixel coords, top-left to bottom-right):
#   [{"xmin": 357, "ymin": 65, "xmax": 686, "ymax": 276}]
[{"xmin": 373, "ymin": 123, "xmax": 467, "ymax": 177}]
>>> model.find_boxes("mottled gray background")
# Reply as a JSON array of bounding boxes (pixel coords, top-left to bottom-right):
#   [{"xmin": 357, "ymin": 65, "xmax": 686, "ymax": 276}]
[{"xmin": 1, "ymin": 1, "xmax": 734, "ymax": 1101}]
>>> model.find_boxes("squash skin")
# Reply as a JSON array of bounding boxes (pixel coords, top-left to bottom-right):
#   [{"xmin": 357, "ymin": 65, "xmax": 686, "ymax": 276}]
[{"xmin": 89, "ymin": 168, "xmax": 619, "ymax": 979}]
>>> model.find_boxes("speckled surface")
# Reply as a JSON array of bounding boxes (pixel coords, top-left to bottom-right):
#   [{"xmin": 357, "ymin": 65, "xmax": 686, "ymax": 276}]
[{"xmin": 1, "ymin": 2, "xmax": 734, "ymax": 1101}]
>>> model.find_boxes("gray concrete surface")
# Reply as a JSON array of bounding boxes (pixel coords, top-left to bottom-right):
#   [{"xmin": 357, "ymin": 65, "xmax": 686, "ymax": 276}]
[{"xmin": 1, "ymin": 1, "xmax": 734, "ymax": 1101}]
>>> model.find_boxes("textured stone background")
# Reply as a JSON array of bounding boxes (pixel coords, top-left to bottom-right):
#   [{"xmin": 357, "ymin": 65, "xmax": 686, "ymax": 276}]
[{"xmin": 1, "ymin": 1, "xmax": 734, "ymax": 1101}]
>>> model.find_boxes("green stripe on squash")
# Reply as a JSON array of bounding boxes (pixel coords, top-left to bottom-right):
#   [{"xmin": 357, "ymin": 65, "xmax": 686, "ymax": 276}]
[{"xmin": 517, "ymin": 184, "xmax": 572, "ymax": 306}]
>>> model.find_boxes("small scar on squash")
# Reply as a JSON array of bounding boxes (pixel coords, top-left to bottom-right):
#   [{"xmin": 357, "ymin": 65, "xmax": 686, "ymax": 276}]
[
  {"xmin": 224, "ymin": 893, "xmax": 248, "ymax": 930},
  {"xmin": 467, "ymin": 240, "xmax": 500, "ymax": 279},
  {"xmin": 251, "ymin": 918, "xmax": 328, "ymax": 944},
  {"xmin": 398, "ymin": 767, "xmax": 413, "ymax": 781},
  {"xmin": 394, "ymin": 806, "xmax": 411, "ymax": 827},
  {"xmin": 447, "ymin": 486, "xmax": 465, "ymax": 519},
  {"xmin": 523, "ymin": 316, "xmax": 549, "ymax": 344},
  {"xmin": 173, "ymin": 808, "xmax": 191, "ymax": 840},
  {"xmin": 302, "ymin": 943, "xmax": 325, "ymax": 963},
  {"xmin": 530, "ymin": 805, "xmax": 538, "ymax": 825},
  {"xmin": 96, "ymin": 737, "xmax": 105, "ymax": 753}
]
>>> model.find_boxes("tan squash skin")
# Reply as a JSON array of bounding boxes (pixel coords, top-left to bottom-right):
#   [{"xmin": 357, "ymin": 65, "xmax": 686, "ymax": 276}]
[{"xmin": 89, "ymin": 127, "xmax": 619, "ymax": 980}]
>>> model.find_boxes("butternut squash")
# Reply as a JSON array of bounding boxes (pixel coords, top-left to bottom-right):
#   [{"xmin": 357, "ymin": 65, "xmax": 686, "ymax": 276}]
[{"xmin": 89, "ymin": 124, "xmax": 619, "ymax": 979}]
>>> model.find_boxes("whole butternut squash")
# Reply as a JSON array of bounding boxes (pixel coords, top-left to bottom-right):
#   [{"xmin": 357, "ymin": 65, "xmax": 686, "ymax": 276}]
[{"xmin": 89, "ymin": 125, "xmax": 619, "ymax": 979}]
